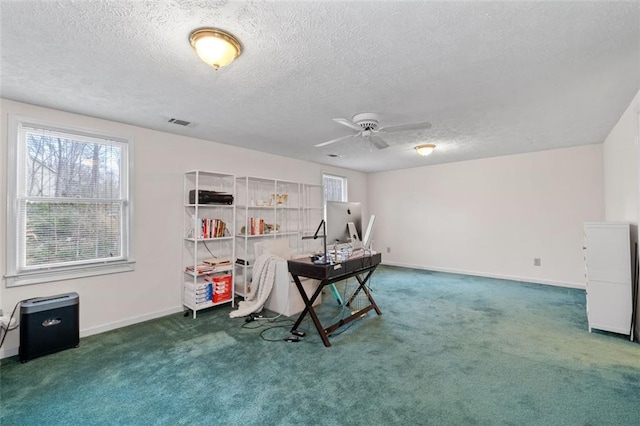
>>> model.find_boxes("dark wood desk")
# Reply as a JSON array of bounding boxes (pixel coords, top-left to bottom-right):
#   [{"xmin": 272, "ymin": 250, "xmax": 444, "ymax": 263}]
[{"xmin": 287, "ymin": 253, "xmax": 382, "ymax": 347}]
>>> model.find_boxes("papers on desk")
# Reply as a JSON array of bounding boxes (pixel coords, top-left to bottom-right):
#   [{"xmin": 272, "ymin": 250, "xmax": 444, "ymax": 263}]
[
  {"xmin": 349, "ymin": 248, "xmax": 377, "ymax": 259},
  {"xmin": 316, "ymin": 248, "xmax": 377, "ymax": 264}
]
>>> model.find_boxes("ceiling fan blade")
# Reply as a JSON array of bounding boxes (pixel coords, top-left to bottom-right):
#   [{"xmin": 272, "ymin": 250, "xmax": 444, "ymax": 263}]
[
  {"xmin": 333, "ymin": 118, "xmax": 364, "ymax": 132},
  {"xmin": 378, "ymin": 120, "xmax": 432, "ymax": 133},
  {"xmin": 368, "ymin": 135, "xmax": 389, "ymax": 150},
  {"xmin": 314, "ymin": 134, "xmax": 356, "ymax": 148}
]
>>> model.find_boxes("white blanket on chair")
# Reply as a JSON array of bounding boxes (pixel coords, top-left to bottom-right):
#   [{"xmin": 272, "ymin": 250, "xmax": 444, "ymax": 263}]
[{"xmin": 229, "ymin": 254, "xmax": 279, "ymax": 318}]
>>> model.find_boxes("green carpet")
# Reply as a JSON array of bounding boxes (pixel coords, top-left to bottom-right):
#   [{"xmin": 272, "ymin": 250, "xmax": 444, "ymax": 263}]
[{"xmin": 1, "ymin": 266, "xmax": 639, "ymax": 425}]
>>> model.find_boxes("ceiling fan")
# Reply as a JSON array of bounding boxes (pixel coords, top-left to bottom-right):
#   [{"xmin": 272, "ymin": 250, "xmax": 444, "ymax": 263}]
[{"xmin": 314, "ymin": 113, "xmax": 432, "ymax": 150}]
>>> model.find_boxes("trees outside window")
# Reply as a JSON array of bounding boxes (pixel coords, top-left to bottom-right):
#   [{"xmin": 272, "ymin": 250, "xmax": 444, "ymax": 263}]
[{"xmin": 6, "ymin": 116, "xmax": 134, "ymax": 286}]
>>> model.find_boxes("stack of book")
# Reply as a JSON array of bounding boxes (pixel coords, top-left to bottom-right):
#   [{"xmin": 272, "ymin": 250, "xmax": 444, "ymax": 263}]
[
  {"xmin": 249, "ymin": 217, "xmax": 265, "ymax": 235},
  {"xmin": 208, "ymin": 274, "xmax": 232, "ymax": 303},
  {"xmin": 184, "ymin": 282, "xmax": 213, "ymax": 306},
  {"xmin": 185, "ymin": 258, "xmax": 232, "ymax": 276},
  {"xmin": 184, "ymin": 264, "xmax": 218, "ymax": 275},
  {"xmin": 199, "ymin": 218, "xmax": 226, "ymax": 239},
  {"xmin": 202, "ymin": 258, "xmax": 232, "ymax": 269}
]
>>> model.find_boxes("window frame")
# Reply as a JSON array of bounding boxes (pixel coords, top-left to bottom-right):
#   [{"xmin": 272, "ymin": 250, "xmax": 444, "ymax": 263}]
[
  {"xmin": 322, "ymin": 173, "xmax": 348, "ymax": 202},
  {"xmin": 5, "ymin": 115, "xmax": 135, "ymax": 287}
]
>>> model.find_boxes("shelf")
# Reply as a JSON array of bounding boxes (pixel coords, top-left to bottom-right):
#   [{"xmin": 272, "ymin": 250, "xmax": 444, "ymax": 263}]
[
  {"xmin": 185, "ymin": 236, "xmax": 234, "ymax": 242},
  {"xmin": 237, "ymin": 205, "xmax": 277, "ymax": 210},
  {"xmin": 183, "ymin": 264, "xmax": 233, "ymax": 277},
  {"xmin": 235, "ymin": 231, "xmax": 298, "ymax": 238},
  {"xmin": 236, "ymin": 205, "xmax": 298, "ymax": 210},
  {"xmin": 183, "ymin": 299, "xmax": 233, "ymax": 311},
  {"xmin": 185, "ymin": 204, "xmax": 234, "ymax": 208}
]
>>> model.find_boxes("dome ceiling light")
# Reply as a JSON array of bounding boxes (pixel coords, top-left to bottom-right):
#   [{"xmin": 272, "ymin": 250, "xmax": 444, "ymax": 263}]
[
  {"xmin": 189, "ymin": 28, "xmax": 242, "ymax": 70},
  {"xmin": 415, "ymin": 144, "xmax": 436, "ymax": 156}
]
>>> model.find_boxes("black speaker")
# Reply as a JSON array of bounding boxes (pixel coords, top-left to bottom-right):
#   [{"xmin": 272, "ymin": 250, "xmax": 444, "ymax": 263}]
[{"xmin": 19, "ymin": 292, "xmax": 79, "ymax": 363}]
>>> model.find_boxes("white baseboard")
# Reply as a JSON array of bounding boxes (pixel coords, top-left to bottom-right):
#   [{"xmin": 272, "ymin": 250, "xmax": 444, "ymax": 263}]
[
  {"xmin": 382, "ymin": 261, "xmax": 586, "ymax": 290},
  {"xmin": 0, "ymin": 305, "xmax": 184, "ymax": 360},
  {"xmin": 0, "ymin": 346, "xmax": 19, "ymax": 359},
  {"xmin": 80, "ymin": 305, "xmax": 184, "ymax": 338}
]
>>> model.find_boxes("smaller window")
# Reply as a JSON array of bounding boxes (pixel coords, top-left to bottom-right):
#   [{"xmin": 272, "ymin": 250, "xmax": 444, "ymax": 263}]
[{"xmin": 323, "ymin": 173, "xmax": 347, "ymax": 202}]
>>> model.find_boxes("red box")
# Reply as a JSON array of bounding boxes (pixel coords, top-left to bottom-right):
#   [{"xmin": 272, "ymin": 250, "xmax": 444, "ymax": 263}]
[{"xmin": 212, "ymin": 275, "xmax": 232, "ymax": 302}]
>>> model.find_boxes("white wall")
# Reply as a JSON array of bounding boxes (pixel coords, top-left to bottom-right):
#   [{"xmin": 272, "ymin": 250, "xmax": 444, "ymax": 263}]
[
  {"xmin": 4, "ymin": 91, "xmax": 637, "ymax": 356},
  {"xmin": 369, "ymin": 145, "xmax": 604, "ymax": 287},
  {"xmin": 603, "ymin": 91, "xmax": 640, "ymax": 224},
  {"xmin": 0, "ymin": 99, "xmax": 368, "ymax": 357},
  {"xmin": 601, "ymin": 89, "xmax": 640, "ymax": 340}
]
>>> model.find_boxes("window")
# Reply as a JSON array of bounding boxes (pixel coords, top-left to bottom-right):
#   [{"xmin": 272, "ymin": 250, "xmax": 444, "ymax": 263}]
[
  {"xmin": 5, "ymin": 116, "xmax": 134, "ymax": 286},
  {"xmin": 323, "ymin": 173, "xmax": 347, "ymax": 202}
]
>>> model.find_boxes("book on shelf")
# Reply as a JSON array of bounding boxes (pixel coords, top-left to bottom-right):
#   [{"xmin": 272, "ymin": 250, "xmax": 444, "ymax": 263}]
[
  {"xmin": 210, "ymin": 275, "xmax": 232, "ymax": 302},
  {"xmin": 249, "ymin": 217, "xmax": 265, "ymax": 235},
  {"xmin": 202, "ymin": 258, "xmax": 232, "ymax": 267},
  {"xmin": 184, "ymin": 286, "xmax": 213, "ymax": 296},
  {"xmin": 204, "ymin": 274, "xmax": 231, "ymax": 283},
  {"xmin": 184, "ymin": 291, "xmax": 212, "ymax": 301},
  {"xmin": 185, "ymin": 264, "xmax": 218, "ymax": 274},
  {"xmin": 184, "ymin": 295, "xmax": 212, "ymax": 305},
  {"xmin": 184, "ymin": 281, "xmax": 213, "ymax": 290},
  {"xmin": 198, "ymin": 218, "xmax": 227, "ymax": 239},
  {"xmin": 184, "ymin": 282, "xmax": 213, "ymax": 301},
  {"xmin": 185, "ymin": 258, "xmax": 233, "ymax": 274},
  {"xmin": 184, "ymin": 285, "xmax": 212, "ymax": 294}
]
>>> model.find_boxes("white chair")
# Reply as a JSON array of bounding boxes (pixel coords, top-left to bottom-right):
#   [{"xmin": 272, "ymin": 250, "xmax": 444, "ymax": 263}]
[{"xmin": 254, "ymin": 240, "xmax": 322, "ymax": 317}]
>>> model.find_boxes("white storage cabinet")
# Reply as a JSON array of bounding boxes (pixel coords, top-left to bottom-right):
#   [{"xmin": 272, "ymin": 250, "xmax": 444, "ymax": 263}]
[{"xmin": 583, "ymin": 222, "xmax": 633, "ymax": 337}]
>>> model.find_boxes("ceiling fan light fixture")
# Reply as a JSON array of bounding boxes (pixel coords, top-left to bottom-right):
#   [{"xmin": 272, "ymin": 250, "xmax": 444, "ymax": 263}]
[
  {"xmin": 415, "ymin": 144, "xmax": 436, "ymax": 156},
  {"xmin": 316, "ymin": 113, "xmax": 432, "ymax": 151},
  {"xmin": 189, "ymin": 28, "xmax": 242, "ymax": 69}
]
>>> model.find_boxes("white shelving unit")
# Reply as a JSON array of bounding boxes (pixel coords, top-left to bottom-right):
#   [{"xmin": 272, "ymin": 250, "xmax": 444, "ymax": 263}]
[
  {"xmin": 182, "ymin": 171, "xmax": 236, "ymax": 318},
  {"xmin": 583, "ymin": 222, "xmax": 633, "ymax": 338},
  {"xmin": 234, "ymin": 176, "xmax": 301, "ymax": 298}
]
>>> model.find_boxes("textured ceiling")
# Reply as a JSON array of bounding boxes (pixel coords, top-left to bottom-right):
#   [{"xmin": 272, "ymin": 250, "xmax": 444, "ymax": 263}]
[{"xmin": 1, "ymin": 1, "xmax": 638, "ymax": 173}]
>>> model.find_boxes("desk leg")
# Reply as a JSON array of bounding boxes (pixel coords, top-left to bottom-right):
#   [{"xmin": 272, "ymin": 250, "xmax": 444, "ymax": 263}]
[
  {"xmin": 356, "ymin": 271, "xmax": 382, "ymax": 315},
  {"xmin": 345, "ymin": 269, "xmax": 372, "ymax": 305},
  {"xmin": 323, "ymin": 269, "xmax": 382, "ymax": 337},
  {"xmin": 345, "ymin": 270, "xmax": 381, "ymax": 316},
  {"xmin": 290, "ymin": 274, "xmax": 332, "ymax": 347}
]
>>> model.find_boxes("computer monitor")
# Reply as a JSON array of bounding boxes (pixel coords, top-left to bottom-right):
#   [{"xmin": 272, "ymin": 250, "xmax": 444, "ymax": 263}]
[{"xmin": 325, "ymin": 201, "xmax": 362, "ymax": 246}]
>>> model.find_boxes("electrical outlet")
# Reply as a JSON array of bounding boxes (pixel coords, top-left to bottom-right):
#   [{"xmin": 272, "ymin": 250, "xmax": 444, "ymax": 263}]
[
  {"xmin": 386, "ymin": 247, "xmax": 391, "ymax": 253},
  {"xmin": 534, "ymin": 258, "xmax": 541, "ymax": 266}
]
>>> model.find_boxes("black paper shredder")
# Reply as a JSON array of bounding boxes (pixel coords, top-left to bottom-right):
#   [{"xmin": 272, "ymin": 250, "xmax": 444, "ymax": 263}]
[{"xmin": 19, "ymin": 292, "xmax": 79, "ymax": 363}]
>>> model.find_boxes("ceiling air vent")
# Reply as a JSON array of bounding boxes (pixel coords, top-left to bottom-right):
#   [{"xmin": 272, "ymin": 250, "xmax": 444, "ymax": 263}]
[{"xmin": 167, "ymin": 118, "xmax": 193, "ymax": 127}]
